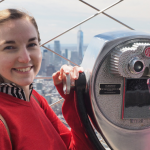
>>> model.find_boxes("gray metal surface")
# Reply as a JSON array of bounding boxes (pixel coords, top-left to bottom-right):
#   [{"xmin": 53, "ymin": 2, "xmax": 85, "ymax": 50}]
[
  {"xmin": 81, "ymin": 30, "xmax": 150, "ymax": 150},
  {"xmin": 110, "ymin": 42, "xmax": 150, "ymax": 78}
]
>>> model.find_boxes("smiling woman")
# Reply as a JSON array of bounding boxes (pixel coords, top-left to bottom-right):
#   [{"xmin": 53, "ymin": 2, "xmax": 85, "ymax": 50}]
[
  {"xmin": 0, "ymin": 12, "xmax": 42, "ymax": 101},
  {"xmin": 0, "ymin": 9, "xmax": 94, "ymax": 150}
]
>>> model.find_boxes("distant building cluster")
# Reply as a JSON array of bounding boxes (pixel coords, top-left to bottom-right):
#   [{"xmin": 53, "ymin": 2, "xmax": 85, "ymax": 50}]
[
  {"xmin": 33, "ymin": 78, "xmax": 63, "ymax": 115},
  {"xmin": 34, "ymin": 29, "xmax": 86, "ymax": 120},
  {"xmin": 38, "ymin": 29, "xmax": 86, "ymax": 77}
]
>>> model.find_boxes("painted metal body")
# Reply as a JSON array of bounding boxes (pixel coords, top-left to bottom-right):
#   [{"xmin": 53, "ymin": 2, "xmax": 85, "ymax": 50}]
[{"xmin": 81, "ymin": 30, "xmax": 150, "ymax": 150}]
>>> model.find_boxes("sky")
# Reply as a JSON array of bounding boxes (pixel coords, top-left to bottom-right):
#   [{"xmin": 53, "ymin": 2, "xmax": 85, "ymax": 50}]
[{"xmin": 0, "ymin": 0, "xmax": 150, "ymax": 46}]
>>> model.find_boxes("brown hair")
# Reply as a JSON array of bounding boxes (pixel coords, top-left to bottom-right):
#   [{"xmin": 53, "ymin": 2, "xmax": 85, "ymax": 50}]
[{"xmin": 0, "ymin": 9, "xmax": 41, "ymax": 42}]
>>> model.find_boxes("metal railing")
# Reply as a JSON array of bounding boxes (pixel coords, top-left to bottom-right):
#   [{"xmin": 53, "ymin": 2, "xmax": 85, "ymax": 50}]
[
  {"xmin": 39, "ymin": 0, "xmax": 133, "ymax": 71},
  {"xmin": 35, "ymin": 0, "xmax": 133, "ymax": 111}
]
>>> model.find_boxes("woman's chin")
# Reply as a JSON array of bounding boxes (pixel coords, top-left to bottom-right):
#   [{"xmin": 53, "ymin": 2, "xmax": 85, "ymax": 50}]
[
  {"xmin": 15, "ymin": 80, "xmax": 33, "ymax": 88},
  {"xmin": 1, "ymin": 76, "xmax": 34, "ymax": 88}
]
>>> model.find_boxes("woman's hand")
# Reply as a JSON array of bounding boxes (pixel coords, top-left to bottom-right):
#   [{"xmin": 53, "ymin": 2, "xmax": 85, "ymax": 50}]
[{"xmin": 52, "ymin": 65, "xmax": 84, "ymax": 85}]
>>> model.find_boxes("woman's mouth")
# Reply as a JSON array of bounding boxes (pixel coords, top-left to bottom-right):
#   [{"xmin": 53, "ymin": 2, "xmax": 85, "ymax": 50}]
[{"xmin": 14, "ymin": 66, "xmax": 33, "ymax": 72}]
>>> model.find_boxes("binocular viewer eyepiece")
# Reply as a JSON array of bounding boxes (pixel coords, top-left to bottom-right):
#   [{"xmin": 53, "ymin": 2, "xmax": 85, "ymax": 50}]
[
  {"xmin": 109, "ymin": 40, "xmax": 150, "ymax": 78},
  {"xmin": 129, "ymin": 58, "xmax": 144, "ymax": 73}
]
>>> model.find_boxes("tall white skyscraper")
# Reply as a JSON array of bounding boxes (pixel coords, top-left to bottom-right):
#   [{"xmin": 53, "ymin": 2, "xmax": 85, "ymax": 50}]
[{"xmin": 77, "ymin": 30, "xmax": 83, "ymax": 62}]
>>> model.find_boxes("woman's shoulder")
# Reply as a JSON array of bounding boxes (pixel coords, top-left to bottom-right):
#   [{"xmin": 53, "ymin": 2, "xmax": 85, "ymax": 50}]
[
  {"xmin": 32, "ymin": 89, "xmax": 42, "ymax": 98},
  {"xmin": 32, "ymin": 89, "xmax": 49, "ymax": 108}
]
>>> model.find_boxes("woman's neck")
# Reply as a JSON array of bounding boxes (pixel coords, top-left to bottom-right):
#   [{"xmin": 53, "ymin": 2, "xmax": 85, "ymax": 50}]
[
  {"xmin": 0, "ymin": 77, "xmax": 31, "ymax": 101},
  {"xmin": 21, "ymin": 85, "xmax": 30, "ymax": 101}
]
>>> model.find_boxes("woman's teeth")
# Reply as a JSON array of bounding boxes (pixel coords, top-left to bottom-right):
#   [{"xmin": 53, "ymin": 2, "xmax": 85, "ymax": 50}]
[{"xmin": 16, "ymin": 67, "xmax": 31, "ymax": 72}]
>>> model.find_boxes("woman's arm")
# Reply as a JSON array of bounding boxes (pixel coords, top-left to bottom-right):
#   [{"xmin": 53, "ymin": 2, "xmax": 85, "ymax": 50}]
[
  {"xmin": 55, "ymin": 83, "xmax": 94, "ymax": 150},
  {"xmin": 52, "ymin": 65, "xmax": 95, "ymax": 150}
]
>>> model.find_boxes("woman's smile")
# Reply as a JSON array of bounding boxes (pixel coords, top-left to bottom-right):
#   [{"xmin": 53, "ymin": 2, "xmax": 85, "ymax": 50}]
[{"xmin": 13, "ymin": 66, "xmax": 33, "ymax": 73}]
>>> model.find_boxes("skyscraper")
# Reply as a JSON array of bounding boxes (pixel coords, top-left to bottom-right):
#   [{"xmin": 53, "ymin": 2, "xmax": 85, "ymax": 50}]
[
  {"xmin": 65, "ymin": 49, "xmax": 68, "ymax": 59},
  {"xmin": 62, "ymin": 49, "xmax": 68, "ymax": 65},
  {"xmin": 43, "ymin": 49, "xmax": 49, "ymax": 68},
  {"xmin": 54, "ymin": 41, "xmax": 61, "ymax": 69},
  {"xmin": 47, "ymin": 45, "xmax": 53, "ymax": 65},
  {"xmin": 77, "ymin": 29, "xmax": 83, "ymax": 63},
  {"xmin": 38, "ymin": 58, "xmax": 45, "ymax": 75}
]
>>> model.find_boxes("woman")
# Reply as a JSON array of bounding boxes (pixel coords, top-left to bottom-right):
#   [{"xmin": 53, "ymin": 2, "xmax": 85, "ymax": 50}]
[{"xmin": 0, "ymin": 9, "xmax": 94, "ymax": 150}]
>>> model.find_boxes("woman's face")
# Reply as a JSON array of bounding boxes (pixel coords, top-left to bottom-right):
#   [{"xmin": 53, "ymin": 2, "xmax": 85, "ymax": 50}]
[{"xmin": 0, "ymin": 18, "xmax": 42, "ymax": 87}]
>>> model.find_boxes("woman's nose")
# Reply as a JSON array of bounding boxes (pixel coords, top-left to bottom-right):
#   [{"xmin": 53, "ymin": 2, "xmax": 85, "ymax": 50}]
[{"xmin": 18, "ymin": 47, "xmax": 31, "ymax": 63}]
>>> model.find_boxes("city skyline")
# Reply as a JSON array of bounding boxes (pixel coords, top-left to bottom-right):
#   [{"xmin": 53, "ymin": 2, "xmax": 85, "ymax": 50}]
[{"xmin": 38, "ymin": 29, "xmax": 85, "ymax": 76}]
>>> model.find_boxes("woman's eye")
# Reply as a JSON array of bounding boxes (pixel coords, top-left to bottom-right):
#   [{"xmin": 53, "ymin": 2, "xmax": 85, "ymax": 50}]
[
  {"xmin": 4, "ymin": 46, "xmax": 14, "ymax": 50},
  {"xmin": 28, "ymin": 43, "xmax": 37, "ymax": 47}
]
